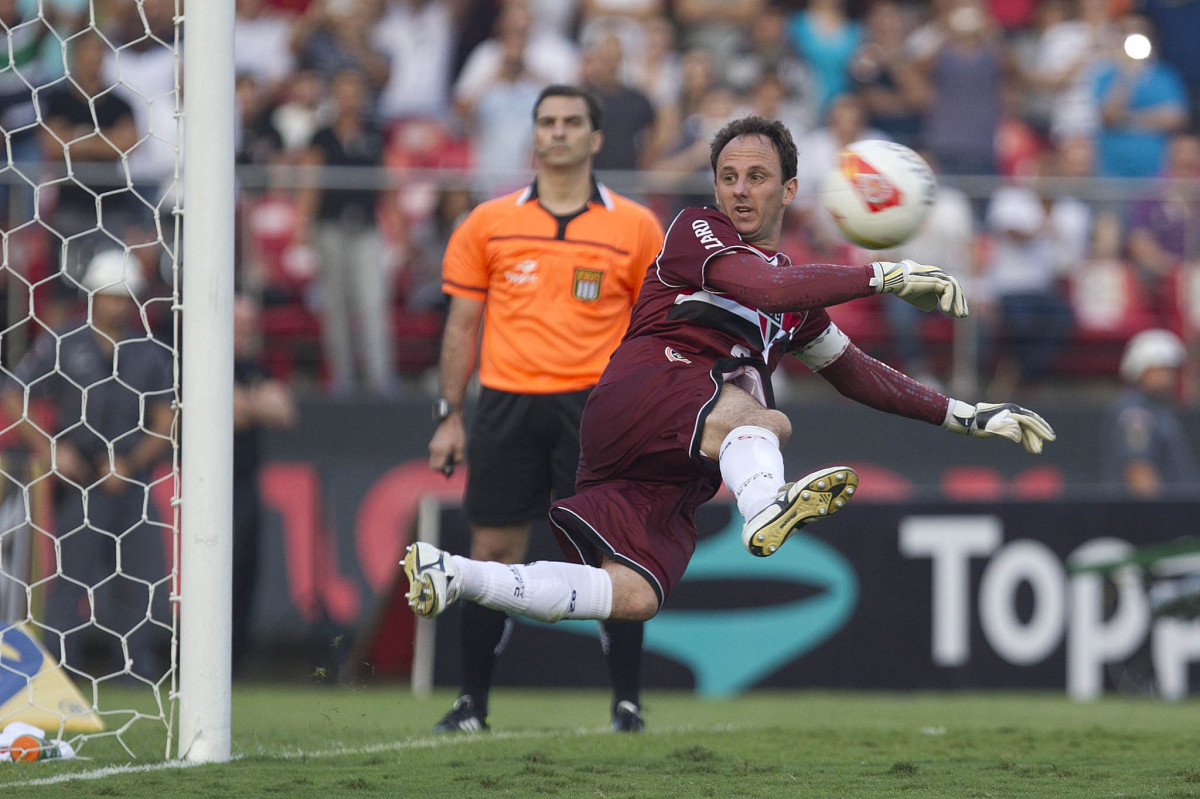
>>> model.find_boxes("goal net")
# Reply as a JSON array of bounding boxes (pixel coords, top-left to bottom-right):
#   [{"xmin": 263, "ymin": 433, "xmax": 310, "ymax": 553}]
[{"xmin": 0, "ymin": 0, "xmax": 230, "ymax": 763}]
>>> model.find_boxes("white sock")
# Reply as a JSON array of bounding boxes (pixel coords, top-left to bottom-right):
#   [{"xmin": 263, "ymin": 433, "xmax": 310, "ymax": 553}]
[
  {"xmin": 719, "ymin": 425, "xmax": 785, "ymax": 521},
  {"xmin": 452, "ymin": 556, "xmax": 613, "ymax": 622}
]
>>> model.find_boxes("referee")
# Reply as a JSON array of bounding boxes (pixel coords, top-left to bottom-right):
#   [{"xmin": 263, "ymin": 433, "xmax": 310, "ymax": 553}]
[{"xmin": 427, "ymin": 85, "xmax": 665, "ymax": 733}]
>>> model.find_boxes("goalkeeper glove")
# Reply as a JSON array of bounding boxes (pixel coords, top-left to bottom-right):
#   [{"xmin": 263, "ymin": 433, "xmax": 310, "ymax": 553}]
[
  {"xmin": 943, "ymin": 400, "xmax": 1057, "ymax": 455},
  {"xmin": 871, "ymin": 259, "xmax": 969, "ymax": 318}
]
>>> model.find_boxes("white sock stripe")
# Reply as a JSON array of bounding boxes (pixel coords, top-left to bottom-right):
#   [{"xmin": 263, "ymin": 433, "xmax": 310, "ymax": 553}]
[
  {"xmin": 735, "ymin": 470, "xmax": 773, "ymax": 495},
  {"xmin": 719, "ymin": 425, "xmax": 786, "ymax": 522},
  {"xmin": 452, "ymin": 557, "xmax": 613, "ymax": 622},
  {"xmin": 507, "ymin": 564, "xmax": 527, "ymax": 601},
  {"xmin": 719, "ymin": 425, "xmax": 780, "ymax": 458}
]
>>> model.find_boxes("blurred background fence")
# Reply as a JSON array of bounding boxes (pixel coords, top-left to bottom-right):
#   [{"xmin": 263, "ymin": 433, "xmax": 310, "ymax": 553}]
[{"xmin": 6, "ymin": 162, "xmax": 1191, "ymax": 400}]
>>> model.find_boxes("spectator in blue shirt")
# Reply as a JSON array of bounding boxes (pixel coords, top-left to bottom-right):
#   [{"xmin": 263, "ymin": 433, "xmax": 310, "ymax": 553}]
[{"xmin": 1092, "ymin": 13, "xmax": 1188, "ymax": 178}]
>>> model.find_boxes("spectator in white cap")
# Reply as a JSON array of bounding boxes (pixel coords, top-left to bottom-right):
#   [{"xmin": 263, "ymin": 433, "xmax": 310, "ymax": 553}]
[
  {"xmin": 79, "ymin": 247, "xmax": 146, "ymax": 296},
  {"xmin": 77, "ymin": 248, "xmax": 148, "ymax": 348},
  {"xmin": 0, "ymin": 247, "xmax": 173, "ymax": 680},
  {"xmin": 1103, "ymin": 328, "xmax": 1199, "ymax": 497}
]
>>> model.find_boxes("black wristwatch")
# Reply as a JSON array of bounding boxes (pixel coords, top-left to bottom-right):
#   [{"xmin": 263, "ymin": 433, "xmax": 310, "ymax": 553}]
[{"xmin": 432, "ymin": 398, "xmax": 457, "ymax": 423}]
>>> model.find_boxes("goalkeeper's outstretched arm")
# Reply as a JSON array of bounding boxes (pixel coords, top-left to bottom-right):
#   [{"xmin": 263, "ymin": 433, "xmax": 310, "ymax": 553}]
[
  {"xmin": 703, "ymin": 253, "xmax": 967, "ymax": 319},
  {"xmin": 807, "ymin": 334, "xmax": 1055, "ymax": 455}
]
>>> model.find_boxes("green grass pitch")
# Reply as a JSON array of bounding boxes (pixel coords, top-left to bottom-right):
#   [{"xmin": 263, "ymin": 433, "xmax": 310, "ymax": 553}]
[{"xmin": 2, "ymin": 686, "xmax": 1198, "ymax": 797}]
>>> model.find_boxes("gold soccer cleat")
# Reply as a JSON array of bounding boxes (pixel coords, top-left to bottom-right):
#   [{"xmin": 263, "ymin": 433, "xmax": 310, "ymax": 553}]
[
  {"xmin": 741, "ymin": 466, "xmax": 858, "ymax": 557},
  {"xmin": 403, "ymin": 542, "xmax": 462, "ymax": 617}
]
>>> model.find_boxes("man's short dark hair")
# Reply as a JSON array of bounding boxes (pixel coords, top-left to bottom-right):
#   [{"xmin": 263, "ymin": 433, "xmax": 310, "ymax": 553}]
[
  {"xmin": 709, "ymin": 116, "xmax": 798, "ymax": 181},
  {"xmin": 533, "ymin": 84, "xmax": 604, "ymax": 131}
]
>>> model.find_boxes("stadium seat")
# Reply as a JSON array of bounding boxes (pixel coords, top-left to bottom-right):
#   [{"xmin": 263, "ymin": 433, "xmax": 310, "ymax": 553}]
[
  {"xmin": 941, "ymin": 466, "xmax": 1005, "ymax": 500},
  {"xmin": 393, "ymin": 310, "xmax": 442, "ymax": 374},
  {"xmin": 841, "ymin": 462, "xmax": 914, "ymax": 502},
  {"xmin": 1068, "ymin": 260, "xmax": 1155, "ymax": 335},
  {"xmin": 245, "ymin": 193, "xmax": 317, "ymax": 304},
  {"xmin": 1062, "ymin": 261, "xmax": 1157, "ymax": 377},
  {"xmin": 1010, "ymin": 465, "xmax": 1064, "ymax": 499},
  {"xmin": 259, "ymin": 303, "xmax": 322, "ymax": 383},
  {"xmin": 1168, "ymin": 263, "xmax": 1200, "ymax": 336},
  {"xmin": 259, "ymin": 300, "xmax": 442, "ymax": 384}
]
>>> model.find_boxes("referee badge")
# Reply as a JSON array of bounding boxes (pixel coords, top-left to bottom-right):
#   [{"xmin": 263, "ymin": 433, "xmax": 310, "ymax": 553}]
[{"xmin": 572, "ymin": 268, "xmax": 603, "ymax": 301}]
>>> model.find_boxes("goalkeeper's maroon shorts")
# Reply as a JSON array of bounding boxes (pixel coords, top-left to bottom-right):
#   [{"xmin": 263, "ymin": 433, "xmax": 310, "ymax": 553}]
[{"xmin": 549, "ymin": 336, "xmax": 732, "ymax": 607}]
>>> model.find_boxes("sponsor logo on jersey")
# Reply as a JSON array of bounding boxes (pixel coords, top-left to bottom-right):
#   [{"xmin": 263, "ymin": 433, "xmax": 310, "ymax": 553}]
[
  {"xmin": 665, "ymin": 347, "xmax": 692, "ymax": 364},
  {"xmin": 573, "ymin": 268, "xmax": 603, "ymax": 301},
  {"xmin": 691, "ymin": 218, "xmax": 724, "ymax": 250},
  {"xmin": 505, "ymin": 259, "xmax": 538, "ymax": 285},
  {"xmin": 840, "ymin": 152, "xmax": 902, "ymax": 213}
]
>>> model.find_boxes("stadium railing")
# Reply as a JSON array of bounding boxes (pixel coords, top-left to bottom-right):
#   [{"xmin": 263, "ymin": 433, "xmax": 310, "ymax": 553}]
[{"xmin": 5, "ymin": 164, "xmax": 1199, "ymax": 397}]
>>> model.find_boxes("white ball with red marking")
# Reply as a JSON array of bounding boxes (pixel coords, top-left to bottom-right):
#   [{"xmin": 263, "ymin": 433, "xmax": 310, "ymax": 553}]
[{"xmin": 819, "ymin": 140, "xmax": 937, "ymax": 250}]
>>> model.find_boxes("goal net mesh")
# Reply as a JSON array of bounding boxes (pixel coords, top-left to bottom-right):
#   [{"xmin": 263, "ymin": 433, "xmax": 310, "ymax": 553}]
[{"xmin": 0, "ymin": 0, "xmax": 182, "ymax": 760}]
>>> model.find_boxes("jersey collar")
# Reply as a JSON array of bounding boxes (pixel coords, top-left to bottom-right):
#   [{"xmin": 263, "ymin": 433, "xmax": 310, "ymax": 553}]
[{"xmin": 517, "ymin": 176, "xmax": 614, "ymax": 211}]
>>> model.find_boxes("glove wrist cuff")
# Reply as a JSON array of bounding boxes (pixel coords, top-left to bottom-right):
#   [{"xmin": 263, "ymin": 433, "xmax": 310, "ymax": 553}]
[
  {"xmin": 943, "ymin": 398, "xmax": 975, "ymax": 435},
  {"xmin": 869, "ymin": 262, "xmax": 886, "ymax": 294}
]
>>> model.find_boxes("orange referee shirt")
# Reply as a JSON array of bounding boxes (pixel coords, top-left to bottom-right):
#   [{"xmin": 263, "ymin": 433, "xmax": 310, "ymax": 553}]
[{"xmin": 442, "ymin": 180, "xmax": 664, "ymax": 394}]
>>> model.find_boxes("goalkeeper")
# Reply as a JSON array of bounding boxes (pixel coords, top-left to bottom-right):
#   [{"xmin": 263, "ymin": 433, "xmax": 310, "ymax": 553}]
[
  {"xmin": 425, "ymin": 85, "xmax": 664, "ymax": 734},
  {"xmin": 406, "ymin": 115, "xmax": 1055, "ymax": 627}
]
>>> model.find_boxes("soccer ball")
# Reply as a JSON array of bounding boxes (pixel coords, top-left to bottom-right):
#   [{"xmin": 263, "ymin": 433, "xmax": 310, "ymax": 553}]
[{"xmin": 819, "ymin": 140, "xmax": 937, "ymax": 250}]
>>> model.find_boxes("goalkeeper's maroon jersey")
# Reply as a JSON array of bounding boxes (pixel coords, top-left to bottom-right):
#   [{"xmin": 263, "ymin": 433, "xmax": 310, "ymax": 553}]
[
  {"xmin": 623, "ymin": 206, "xmax": 832, "ymax": 371},
  {"xmin": 550, "ymin": 205, "xmax": 948, "ymax": 603}
]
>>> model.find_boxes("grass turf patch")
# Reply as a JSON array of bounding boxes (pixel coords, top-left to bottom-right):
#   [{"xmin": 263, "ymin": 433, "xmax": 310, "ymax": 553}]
[{"xmin": 2, "ymin": 687, "xmax": 1197, "ymax": 797}]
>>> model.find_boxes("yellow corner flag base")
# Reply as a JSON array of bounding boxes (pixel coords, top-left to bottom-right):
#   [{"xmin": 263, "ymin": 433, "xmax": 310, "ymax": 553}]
[{"xmin": 0, "ymin": 623, "xmax": 104, "ymax": 734}]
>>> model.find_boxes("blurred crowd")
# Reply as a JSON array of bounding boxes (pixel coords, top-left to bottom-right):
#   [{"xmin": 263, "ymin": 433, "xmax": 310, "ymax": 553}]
[{"xmin": 6, "ymin": 0, "xmax": 1200, "ymax": 399}]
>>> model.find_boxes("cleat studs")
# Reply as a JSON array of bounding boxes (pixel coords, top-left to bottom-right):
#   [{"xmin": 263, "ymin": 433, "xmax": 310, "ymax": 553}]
[
  {"xmin": 835, "ymin": 472, "xmax": 845, "ymax": 481},
  {"xmin": 818, "ymin": 507, "xmax": 827, "ymax": 515},
  {"xmin": 768, "ymin": 544, "xmax": 777, "ymax": 553},
  {"xmin": 801, "ymin": 491, "xmax": 811, "ymax": 501},
  {"xmin": 834, "ymin": 499, "xmax": 844, "ymax": 508},
  {"xmin": 845, "ymin": 486, "xmax": 854, "ymax": 495},
  {"xmin": 816, "ymin": 480, "xmax": 827, "ymax": 490},
  {"xmin": 756, "ymin": 533, "xmax": 765, "ymax": 542}
]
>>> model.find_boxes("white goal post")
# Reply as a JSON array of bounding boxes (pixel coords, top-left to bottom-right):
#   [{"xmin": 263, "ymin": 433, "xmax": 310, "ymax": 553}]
[
  {"xmin": 0, "ymin": 0, "xmax": 233, "ymax": 765},
  {"xmin": 179, "ymin": 0, "xmax": 235, "ymax": 764}
]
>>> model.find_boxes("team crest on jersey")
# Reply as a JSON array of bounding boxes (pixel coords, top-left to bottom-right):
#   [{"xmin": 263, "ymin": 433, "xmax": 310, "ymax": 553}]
[
  {"xmin": 665, "ymin": 347, "xmax": 692, "ymax": 364},
  {"xmin": 573, "ymin": 268, "xmax": 603, "ymax": 301}
]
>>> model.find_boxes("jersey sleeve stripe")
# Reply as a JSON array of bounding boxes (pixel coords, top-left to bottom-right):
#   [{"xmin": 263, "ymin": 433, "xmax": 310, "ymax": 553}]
[{"xmin": 442, "ymin": 278, "xmax": 488, "ymax": 298}]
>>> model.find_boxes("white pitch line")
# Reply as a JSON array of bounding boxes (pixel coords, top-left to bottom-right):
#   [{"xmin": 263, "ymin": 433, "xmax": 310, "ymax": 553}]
[
  {"xmin": 1, "ymin": 722, "xmax": 751, "ymax": 788},
  {"xmin": 1, "ymin": 758, "xmax": 204, "ymax": 787}
]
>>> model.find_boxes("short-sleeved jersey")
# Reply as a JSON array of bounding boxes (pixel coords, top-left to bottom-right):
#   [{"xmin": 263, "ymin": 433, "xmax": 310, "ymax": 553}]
[
  {"xmin": 6, "ymin": 326, "xmax": 173, "ymax": 469},
  {"xmin": 624, "ymin": 206, "xmax": 832, "ymax": 373},
  {"xmin": 442, "ymin": 180, "xmax": 664, "ymax": 394}
]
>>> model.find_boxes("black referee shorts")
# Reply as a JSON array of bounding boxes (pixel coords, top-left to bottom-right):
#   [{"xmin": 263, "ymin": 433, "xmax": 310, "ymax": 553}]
[{"xmin": 465, "ymin": 386, "xmax": 591, "ymax": 527}]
